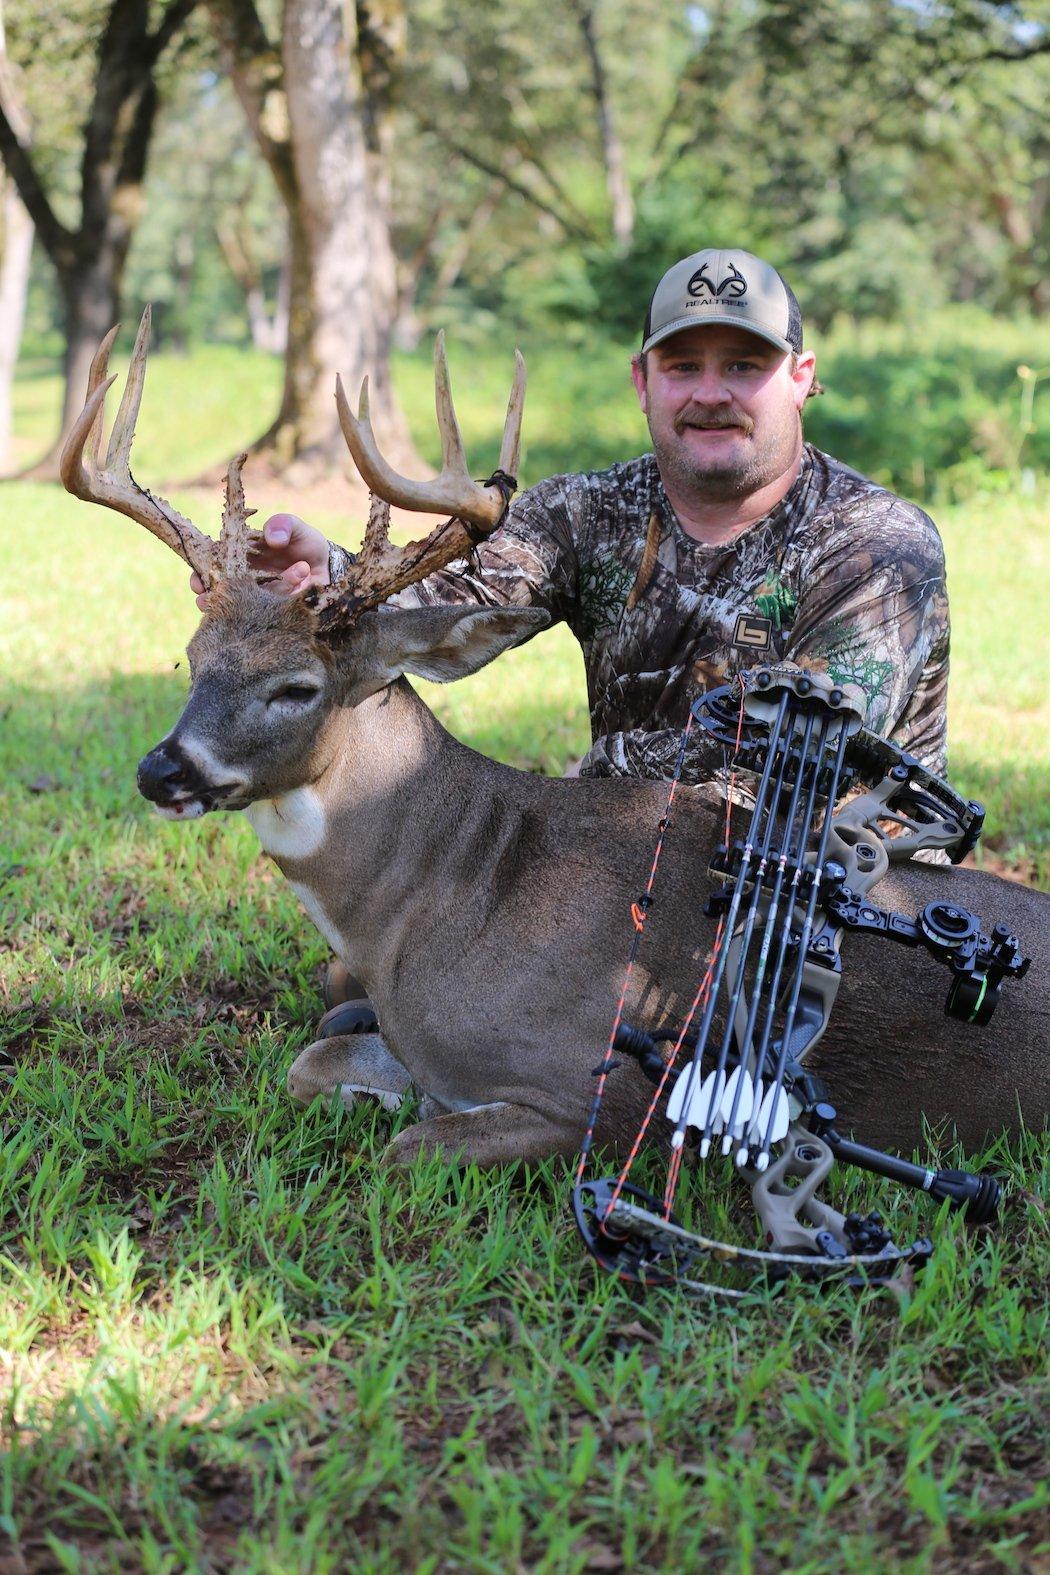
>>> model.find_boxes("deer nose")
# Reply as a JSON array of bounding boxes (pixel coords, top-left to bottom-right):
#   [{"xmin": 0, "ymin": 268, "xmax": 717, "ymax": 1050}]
[{"xmin": 137, "ymin": 742, "xmax": 194, "ymax": 803}]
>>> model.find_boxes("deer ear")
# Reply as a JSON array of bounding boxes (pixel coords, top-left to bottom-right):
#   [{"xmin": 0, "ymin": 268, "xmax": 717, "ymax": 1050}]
[{"xmin": 374, "ymin": 605, "xmax": 550, "ymax": 684}]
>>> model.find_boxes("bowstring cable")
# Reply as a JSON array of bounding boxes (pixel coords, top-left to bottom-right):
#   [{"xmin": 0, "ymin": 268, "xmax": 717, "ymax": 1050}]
[
  {"xmin": 608, "ymin": 914, "xmax": 726, "ymax": 1218},
  {"xmin": 661, "ymin": 683, "xmax": 748, "ymax": 1218},
  {"xmin": 574, "ymin": 711, "xmax": 695, "ymax": 1186}
]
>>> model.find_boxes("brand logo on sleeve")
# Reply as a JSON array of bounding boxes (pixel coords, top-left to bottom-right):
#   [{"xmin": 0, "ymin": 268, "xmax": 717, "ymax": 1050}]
[{"xmin": 732, "ymin": 612, "xmax": 773, "ymax": 651}]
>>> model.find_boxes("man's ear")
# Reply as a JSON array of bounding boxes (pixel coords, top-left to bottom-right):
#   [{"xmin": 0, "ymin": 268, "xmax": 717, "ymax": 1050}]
[
  {"xmin": 371, "ymin": 605, "xmax": 551, "ymax": 684},
  {"xmin": 630, "ymin": 353, "xmax": 649, "ymax": 414}
]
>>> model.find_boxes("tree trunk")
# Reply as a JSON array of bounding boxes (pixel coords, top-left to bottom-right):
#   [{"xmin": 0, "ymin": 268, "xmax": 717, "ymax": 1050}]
[
  {"xmin": 0, "ymin": 0, "xmax": 33, "ymax": 470},
  {"xmin": 569, "ymin": 0, "xmax": 634, "ymax": 249},
  {"xmin": 0, "ymin": 173, "xmax": 32, "ymax": 468},
  {"xmin": 0, "ymin": 0, "xmax": 196, "ymax": 477},
  {"xmin": 58, "ymin": 246, "xmax": 128, "ymax": 435},
  {"xmin": 216, "ymin": 215, "xmax": 287, "ymax": 352},
  {"xmin": 989, "ymin": 179, "xmax": 1050, "ymax": 318},
  {"xmin": 209, "ymin": 0, "xmax": 415, "ymax": 481},
  {"xmin": 272, "ymin": 248, "xmax": 290, "ymax": 352}
]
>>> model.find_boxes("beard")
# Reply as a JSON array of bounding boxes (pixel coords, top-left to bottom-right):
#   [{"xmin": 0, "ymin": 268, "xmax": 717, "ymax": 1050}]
[{"xmin": 651, "ymin": 401, "xmax": 801, "ymax": 504}]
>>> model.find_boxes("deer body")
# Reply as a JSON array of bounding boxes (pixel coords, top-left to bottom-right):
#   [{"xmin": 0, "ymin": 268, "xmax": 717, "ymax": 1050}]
[
  {"xmin": 60, "ymin": 313, "xmax": 1048, "ymax": 1174},
  {"xmin": 257, "ymin": 678, "xmax": 1048, "ymax": 1164}
]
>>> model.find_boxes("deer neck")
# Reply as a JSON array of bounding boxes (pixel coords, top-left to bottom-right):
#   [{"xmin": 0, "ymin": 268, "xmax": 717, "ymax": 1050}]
[{"xmin": 243, "ymin": 679, "xmax": 502, "ymax": 973}]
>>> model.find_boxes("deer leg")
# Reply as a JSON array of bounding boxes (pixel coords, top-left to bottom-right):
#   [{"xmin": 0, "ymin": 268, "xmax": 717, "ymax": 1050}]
[
  {"xmin": 382, "ymin": 1103, "xmax": 580, "ymax": 1169},
  {"xmin": 288, "ymin": 1033, "xmax": 412, "ymax": 1113}
]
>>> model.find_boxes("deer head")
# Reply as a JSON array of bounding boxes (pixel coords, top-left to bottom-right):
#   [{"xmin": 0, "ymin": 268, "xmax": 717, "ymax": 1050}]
[{"xmin": 61, "ymin": 308, "xmax": 544, "ymax": 820}]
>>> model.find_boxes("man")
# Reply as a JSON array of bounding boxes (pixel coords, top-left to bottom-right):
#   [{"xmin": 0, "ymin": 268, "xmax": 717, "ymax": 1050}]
[{"xmin": 197, "ymin": 247, "xmax": 949, "ymax": 790}]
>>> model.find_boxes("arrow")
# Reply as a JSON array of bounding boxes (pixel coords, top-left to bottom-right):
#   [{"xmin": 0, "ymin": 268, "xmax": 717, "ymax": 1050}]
[
  {"xmin": 744, "ymin": 1083, "xmax": 790, "ymax": 1169},
  {"xmin": 719, "ymin": 1067, "xmax": 755, "ymax": 1154}
]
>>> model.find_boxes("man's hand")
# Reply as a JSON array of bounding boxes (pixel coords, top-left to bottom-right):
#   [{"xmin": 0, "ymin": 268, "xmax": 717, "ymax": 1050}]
[{"xmin": 189, "ymin": 514, "xmax": 331, "ymax": 608}]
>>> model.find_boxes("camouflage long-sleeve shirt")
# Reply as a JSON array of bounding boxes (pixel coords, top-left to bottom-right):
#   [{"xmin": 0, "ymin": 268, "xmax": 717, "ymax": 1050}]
[{"xmin": 330, "ymin": 444, "xmax": 949, "ymax": 783}]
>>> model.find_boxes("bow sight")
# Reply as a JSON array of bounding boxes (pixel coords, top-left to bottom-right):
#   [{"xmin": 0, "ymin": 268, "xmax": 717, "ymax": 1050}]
[{"xmin": 572, "ymin": 666, "xmax": 1030, "ymax": 1299}]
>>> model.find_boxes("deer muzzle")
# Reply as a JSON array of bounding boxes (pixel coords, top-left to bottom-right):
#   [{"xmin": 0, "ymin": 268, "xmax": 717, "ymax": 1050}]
[{"xmin": 137, "ymin": 738, "xmax": 244, "ymax": 820}]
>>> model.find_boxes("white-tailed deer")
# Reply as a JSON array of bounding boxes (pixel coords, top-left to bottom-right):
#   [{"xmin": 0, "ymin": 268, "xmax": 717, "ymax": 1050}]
[{"xmin": 62, "ymin": 311, "xmax": 1048, "ymax": 1171}]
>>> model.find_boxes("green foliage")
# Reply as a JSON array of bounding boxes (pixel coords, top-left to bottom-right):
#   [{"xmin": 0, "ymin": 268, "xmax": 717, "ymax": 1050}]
[
  {"xmin": 8, "ymin": 0, "xmax": 1049, "ymax": 407},
  {"xmin": 804, "ymin": 310, "xmax": 1050, "ymax": 497}
]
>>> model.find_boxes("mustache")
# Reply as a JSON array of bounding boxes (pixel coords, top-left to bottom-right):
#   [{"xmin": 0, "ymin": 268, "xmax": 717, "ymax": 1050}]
[{"xmin": 674, "ymin": 405, "xmax": 755, "ymax": 436}]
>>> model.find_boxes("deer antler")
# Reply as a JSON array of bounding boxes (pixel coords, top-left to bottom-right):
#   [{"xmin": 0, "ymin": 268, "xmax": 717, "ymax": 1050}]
[
  {"xmin": 312, "ymin": 332, "xmax": 526, "ymax": 627},
  {"xmin": 59, "ymin": 308, "xmax": 257, "ymax": 590}
]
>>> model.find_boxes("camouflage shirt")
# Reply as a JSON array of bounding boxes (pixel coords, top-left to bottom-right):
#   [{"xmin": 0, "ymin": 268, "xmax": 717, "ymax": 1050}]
[{"xmin": 330, "ymin": 443, "xmax": 949, "ymax": 784}]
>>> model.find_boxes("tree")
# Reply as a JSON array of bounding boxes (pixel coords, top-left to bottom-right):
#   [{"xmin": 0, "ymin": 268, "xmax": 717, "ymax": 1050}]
[
  {"xmin": 0, "ymin": 0, "xmax": 33, "ymax": 469},
  {"xmin": 0, "ymin": 0, "xmax": 199, "ymax": 475},
  {"xmin": 125, "ymin": 66, "xmax": 289, "ymax": 353},
  {"xmin": 645, "ymin": 0, "xmax": 1049, "ymax": 325},
  {"xmin": 567, "ymin": 0, "xmax": 634, "ymax": 248},
  {"xmin": 206, "ymin": 0, "xmax": 415, "ymax": 478}
]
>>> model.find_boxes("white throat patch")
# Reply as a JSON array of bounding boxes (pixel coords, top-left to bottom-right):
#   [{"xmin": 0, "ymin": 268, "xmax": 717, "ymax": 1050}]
[{"xmin": 246, "ymin": 787, "xmax": 328, "ymax": 860}]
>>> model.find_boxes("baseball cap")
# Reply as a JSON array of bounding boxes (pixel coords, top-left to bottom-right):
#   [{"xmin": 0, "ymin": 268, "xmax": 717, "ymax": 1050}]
[{"xmin": 641, "ymin": 248, "xmax": 803, "ymax": 356}]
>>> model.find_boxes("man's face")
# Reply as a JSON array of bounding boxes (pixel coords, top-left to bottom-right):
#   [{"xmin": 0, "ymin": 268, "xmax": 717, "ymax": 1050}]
[{"xmin": 631, "ymin": 325, "xmax": 816, "ymax": 502}]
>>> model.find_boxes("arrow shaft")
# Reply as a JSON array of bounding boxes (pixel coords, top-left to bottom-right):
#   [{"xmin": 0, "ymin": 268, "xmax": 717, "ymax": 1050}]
[
  {"xmin": 668, "ymin": 691, "xmax": 792, "ymax": 1149},
  {"xmin": 756, "ymin": 719, "xmax": 852, "ymax": 1160}
]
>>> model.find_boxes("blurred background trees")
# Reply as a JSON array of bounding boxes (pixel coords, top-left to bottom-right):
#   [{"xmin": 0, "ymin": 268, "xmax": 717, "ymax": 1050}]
[{"xmin": 0, "ymin": 0, "xmax": 1046, "ymax": 484}]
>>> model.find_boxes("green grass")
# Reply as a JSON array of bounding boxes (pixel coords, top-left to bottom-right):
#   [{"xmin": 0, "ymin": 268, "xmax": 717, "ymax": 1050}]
[{"xmin": 1, "ymin": 344, "xmax": 1047, "ymax": 1570}]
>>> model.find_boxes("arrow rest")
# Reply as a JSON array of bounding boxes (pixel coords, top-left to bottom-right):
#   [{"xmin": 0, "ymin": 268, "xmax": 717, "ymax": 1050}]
[{"xmin": 572, "ymin": 666, "xmax": 1030, "ymax": 1300}]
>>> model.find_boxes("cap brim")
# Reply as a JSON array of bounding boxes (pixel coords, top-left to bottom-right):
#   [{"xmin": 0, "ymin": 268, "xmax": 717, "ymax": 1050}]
[{"xmin": 641, "ymin": 314, "xmax": 792, "ymax": 356}]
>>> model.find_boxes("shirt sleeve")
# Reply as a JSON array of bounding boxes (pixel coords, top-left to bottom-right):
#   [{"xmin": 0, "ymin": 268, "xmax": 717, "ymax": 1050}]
[
  {"xmin": 329, "ymin": 473, "xmax": 581, "ymax": 629},
  {"xmin": 577, "ymin": 724, "xmax": 728, "ymax": 784},
  {"xmin": 785, "ymin": 498, "xmax": 949, "ymax": 774}
]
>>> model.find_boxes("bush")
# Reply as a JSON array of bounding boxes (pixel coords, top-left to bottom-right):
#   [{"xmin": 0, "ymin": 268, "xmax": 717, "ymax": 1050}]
[{"xmin": 805, "ymin": 309, "xmax": 1050, "ymax": 500}]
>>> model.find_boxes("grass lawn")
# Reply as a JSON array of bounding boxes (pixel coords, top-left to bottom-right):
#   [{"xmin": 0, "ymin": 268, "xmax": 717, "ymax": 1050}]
[{"xmin": 0, "ymin": 344, "xmax": 1047, "ymax": 1571}]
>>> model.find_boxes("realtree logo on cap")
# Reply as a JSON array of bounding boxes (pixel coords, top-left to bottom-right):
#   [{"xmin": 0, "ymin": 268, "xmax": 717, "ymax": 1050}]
[
  {"xmin": 642, "ymin": 248, "xmax": 804, "ymax": 356},
  {"xmin": 687, "ymin": 260, "xmax": 748, "ymax": 300}
]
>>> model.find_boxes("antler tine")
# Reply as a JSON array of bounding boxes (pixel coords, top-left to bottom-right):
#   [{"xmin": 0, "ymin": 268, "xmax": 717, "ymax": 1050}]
[
  {"xmin": 433, "ymin": 330, "xmax": 469, "ymax": 477},
  {"xmin": 86, "ymin": 324, "xmax": 120, "ymax": 472},
  {"xmin": 105, "ymin": 303, "xmax": 150, "ymax": 473},
  {"xmin": 359, "ymin": 490, "xmax": 393, "ymax": 559},
  {"xmin": 335, "ymin": 339, "xmax": 523, "ymax": 530},
  {"xmin": 216, "ymin": 452, "xmax": 257, "ymax": 580},
  {"xmin": 59, "ymin": 373, "xmax": 118, "ymax": 499},
  {"xmin": 498, "ymin": 349, "xmax": 526, "ymax": 480},
  {"xmin": 318, "ymin": 340, "xmax": 528, "ymax": 628},
  {"xmin": 59, "ymin": 308, "xmax": 217, "ymax": 587}
]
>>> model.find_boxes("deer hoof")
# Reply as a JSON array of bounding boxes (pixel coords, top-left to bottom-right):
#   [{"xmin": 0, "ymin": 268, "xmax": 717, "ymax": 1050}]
[
  {"xmin": 316, "ymin": 999, "xmax": 380, "ymax": 1037},
  {"xmin": 287, "ymin": 1032, "xmax": 409, "ymax": 1113}
]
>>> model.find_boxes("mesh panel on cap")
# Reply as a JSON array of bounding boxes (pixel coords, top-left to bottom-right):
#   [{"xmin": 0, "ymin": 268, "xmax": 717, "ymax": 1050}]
[{"xmin": 779, "ymin": 273, "xmax": 804, "ymax": 354}]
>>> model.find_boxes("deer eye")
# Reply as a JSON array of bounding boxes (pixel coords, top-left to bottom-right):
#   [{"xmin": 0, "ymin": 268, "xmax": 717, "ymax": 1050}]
[{"xmin": 268, "ymin": 683, "xmax": 321, "ymax": 706}]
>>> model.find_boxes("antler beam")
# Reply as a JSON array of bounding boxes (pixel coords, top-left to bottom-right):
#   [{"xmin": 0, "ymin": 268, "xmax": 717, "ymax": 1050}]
[{"xmin": 312, "ymin": 333, "xmax": 526, "ymax": 628}]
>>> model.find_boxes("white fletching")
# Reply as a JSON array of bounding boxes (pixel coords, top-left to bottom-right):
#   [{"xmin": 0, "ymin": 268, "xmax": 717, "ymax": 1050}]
[
  {"xmin": 666, "ymin": 1061, "xmax": 698, "ymax": 1126},
  {"xmin": 753, "ymin": 1082, "xmax": 790, "ymax": 1150},
  {"xmin": 688, "ymin": 1068, "xmax": 727, "ymax": 1139},
  {"xmin": 718, "ymin": 1067, "xmax": 755, "ymax": 1154}
]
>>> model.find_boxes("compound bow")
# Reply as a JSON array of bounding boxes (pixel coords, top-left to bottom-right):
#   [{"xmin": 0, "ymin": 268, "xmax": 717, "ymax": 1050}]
[{"xmin": 572, "ymin": 665, "xmax": 1030, "ymax": 1299}]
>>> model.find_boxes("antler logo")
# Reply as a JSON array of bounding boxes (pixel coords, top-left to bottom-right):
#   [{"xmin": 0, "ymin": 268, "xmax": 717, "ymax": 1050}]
[{"xmin": 687, "ymin": 260, "xmax": 748, "ymax": 300}]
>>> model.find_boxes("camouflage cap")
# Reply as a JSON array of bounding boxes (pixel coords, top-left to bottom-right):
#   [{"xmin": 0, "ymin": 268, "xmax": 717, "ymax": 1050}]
[{"xmin": 642, "ymin": 249, "xmax": 803, "ymax": 356}]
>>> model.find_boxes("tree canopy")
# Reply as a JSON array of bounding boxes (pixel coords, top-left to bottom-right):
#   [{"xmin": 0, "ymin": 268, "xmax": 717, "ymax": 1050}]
[{"xmin": 1, "ymin": 0, "xmax": 1047, "ymax": 472}]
